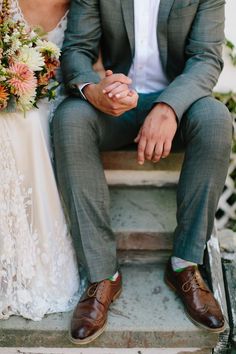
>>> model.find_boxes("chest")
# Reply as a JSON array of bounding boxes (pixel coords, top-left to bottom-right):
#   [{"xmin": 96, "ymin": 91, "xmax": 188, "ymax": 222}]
[{"xmin": 16, "ymin": 0, "xmax": 69, "ymax": 32}]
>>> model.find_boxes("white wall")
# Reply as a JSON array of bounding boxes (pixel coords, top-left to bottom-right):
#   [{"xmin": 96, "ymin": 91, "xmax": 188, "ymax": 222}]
[
  {"xmin": 214, "ymin": 0, "xmax": 236, "ymax": 92},
  {"xmin": 225, "ymin": 0, "xmax": 236, "ymax": 44}
]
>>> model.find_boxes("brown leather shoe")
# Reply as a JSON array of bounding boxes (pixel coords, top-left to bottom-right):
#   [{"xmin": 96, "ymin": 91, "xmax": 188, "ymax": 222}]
[
  {"xmin": 69, "ymin": 274, "xmax": 122, "ymax": 344},
  {"xmin": 164, "ymin": 259, "xmax": 225, "ymax": 332}
]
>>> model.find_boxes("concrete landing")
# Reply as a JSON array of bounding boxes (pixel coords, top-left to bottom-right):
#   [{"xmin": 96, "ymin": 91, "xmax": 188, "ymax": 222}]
[
  {"xmin": 0, "ymin": 348, "xmax": 212, "ymax": 354},
  {"xmin": 0, "ymin": 264, "xmax": 219, "ymax": 349},
  {"xmin": 110, "ymin": 187, "xmax": 177, "ymax": 252}
]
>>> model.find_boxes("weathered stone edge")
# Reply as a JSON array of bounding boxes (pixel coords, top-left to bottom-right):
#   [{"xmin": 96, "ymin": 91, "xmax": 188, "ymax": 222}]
[{"xmin": 0, "ymin": 329, "xmax": 218, "ymax": 348}]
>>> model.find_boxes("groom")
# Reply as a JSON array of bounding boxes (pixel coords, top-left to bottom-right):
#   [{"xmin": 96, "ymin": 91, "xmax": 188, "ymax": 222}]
[{"xmin": 53, "ymin": 0, "xmax": 232, "ymax": 345}]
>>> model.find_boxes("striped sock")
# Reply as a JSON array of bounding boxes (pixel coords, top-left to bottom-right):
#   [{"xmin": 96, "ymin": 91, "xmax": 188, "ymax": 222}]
[
  {"xmin": 108, "ymin": 271, "xmax": 119, "ymax": 282},
  {"xmin": 171, "ymin": 256, "xmax": 197, "ymax": 272}
]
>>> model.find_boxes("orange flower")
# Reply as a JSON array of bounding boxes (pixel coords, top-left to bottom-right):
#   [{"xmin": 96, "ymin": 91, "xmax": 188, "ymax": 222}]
[
  {"xmin": 38, "ymin": 73, "xmax": 50, "ymax": 86},
  {"xmin": 0, "ymin": 85, "xmax": 9, "ymax": 109},
  {"xmin": 0, "ymin": 85, "xmax": 8, "ymax": 100}
]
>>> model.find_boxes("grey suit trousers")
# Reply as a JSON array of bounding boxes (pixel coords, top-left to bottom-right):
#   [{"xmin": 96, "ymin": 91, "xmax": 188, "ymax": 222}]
[{"xmin": 52, "ymin": 92, "xmax": 232, "ymax": 282}]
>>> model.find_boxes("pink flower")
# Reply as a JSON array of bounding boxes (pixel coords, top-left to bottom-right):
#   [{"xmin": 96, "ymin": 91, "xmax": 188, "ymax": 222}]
[{"xmin": 8, "ymin": 62, "xmax": 37, "ymax": 96}]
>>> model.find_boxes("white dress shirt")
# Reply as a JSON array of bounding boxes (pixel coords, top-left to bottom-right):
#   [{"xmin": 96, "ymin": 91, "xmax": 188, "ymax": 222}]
[
  {"xmin": 128, "ymin": 0, "xmax": 169, "ymax": 93},
  {"xmin": 80, "ymin": 0, "xmax": 169, "ymax": 98}
]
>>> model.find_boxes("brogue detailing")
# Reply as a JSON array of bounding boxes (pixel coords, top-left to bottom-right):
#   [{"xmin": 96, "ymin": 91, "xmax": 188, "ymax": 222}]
[
  {"xmin": 87, "ymin": 283, "xmax": 99, "ymax": 298},
  {"xmin": 165, "ymin": 259, "xmax": 225, "ymax": 331},
  {"xmin": 181, "ymin": 270, "xmax": 210, "ymax": 293},
  {"xmin": 70, "ymin": 277, "xmax": 122, "ymax": 342}
]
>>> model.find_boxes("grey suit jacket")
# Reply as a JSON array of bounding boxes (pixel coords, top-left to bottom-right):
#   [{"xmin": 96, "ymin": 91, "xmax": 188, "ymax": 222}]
[{"xmin": 61, "ymin": 0, "xmax": 225, "ymax": 121}]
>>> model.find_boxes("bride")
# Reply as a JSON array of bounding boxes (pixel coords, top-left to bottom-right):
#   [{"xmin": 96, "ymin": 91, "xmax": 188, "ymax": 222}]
[{"xmin": 0, "ymin": 0, "xmax": 81, "ymax": 320}]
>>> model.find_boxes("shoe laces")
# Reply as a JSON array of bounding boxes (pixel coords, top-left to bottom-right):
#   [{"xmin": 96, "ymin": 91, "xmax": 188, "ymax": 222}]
[
  {"xmin": 87, "ymin": 282, "xmax": 99, "ymax": 297},
  {"xmin": 181, "ymin": 269, "xmax": 210, "ymax": 293}
]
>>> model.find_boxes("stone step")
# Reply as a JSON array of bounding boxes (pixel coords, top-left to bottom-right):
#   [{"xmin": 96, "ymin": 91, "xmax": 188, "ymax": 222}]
[
  {"xmin": 110, "ymin": 187, "xmax": 176, "ymax": 254},
  {"xmin": 0, "ymin": 263, "xmax": 221, "ymax": 349},
  {"xmin": 102, "ymin": 151, "xmax": 184, "ymax": 171},
  {"xmin": 103, "ymin": 150, "xmax": 183, "ymax": 187},
  {"xmin": 105, "ymin": 170, "xmax": 181, "ymax": 187},
  {"xmin": 0, "ymin": 348, "xmax": 213, "ymax": 353}
]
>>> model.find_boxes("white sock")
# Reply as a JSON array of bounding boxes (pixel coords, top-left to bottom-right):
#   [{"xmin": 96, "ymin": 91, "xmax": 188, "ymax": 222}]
[{"xmin": 171, "ymin": 256, "xmax": 197, "ymax": 271}]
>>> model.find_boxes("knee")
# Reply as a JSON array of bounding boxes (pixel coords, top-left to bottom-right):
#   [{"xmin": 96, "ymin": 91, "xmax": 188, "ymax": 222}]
[
  {"xmin": 185, "ymin": 97, "xmax": 232, "ymax": 156},
  {"xmin": 53, "ymin": 97, "xmax": 98, "ymax": 141}
]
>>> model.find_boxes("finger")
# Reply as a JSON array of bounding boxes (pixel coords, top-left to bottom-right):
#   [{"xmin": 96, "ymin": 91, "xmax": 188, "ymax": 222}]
[
  {"xmin": 137, "ymin": 136, "xmax": 147, "ymax": 165},
  {"xmin": 134, "ymin": 129, "xmax": 142, "ymax": 143},
  {"xmin": 105, "ymin": 70, "xmax": 113, "ymax": 77},
  {"xmin": 152, "ymin": 142, "xmax": 164, "ymax": 163},
  {"xmin": 128, "ymin": 90, "xmax": 134, "ymax": 97},
  {"xmin": 118, "ymin": 91, "xmax": 138, "ymax": 106},
  {"xmin": 107, "ymin": 73, "xmax": 132, "ymax": 86},
  {"xmin": 162, "ymin": 139, "xmax": 172, "ymax": 159},
  {"xmin": 103, "ymin": 82, "xmax": 121, "ymax": 94},
  {"xmin": 114, "ymin": 89, "xmax": 130, "ymax": 99},
  {"xmin": 109, "ymin": 84, "xmax": 130, "ymax": 98},
  {"xmin": 144, "ymin": 140, "xmax": 156, "ymax": 161}
]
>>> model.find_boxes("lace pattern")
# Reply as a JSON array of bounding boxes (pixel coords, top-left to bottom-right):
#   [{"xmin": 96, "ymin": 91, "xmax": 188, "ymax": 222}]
[{"xmin": 0, "ymin": 1, "xmax": 81, "ymax": 320}]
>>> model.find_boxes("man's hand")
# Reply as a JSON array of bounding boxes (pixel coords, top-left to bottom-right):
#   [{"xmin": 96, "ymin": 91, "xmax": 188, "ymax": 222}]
[
  {"xmin": 134, "ymin": 103, "xmax": 177, "ymax": 165},
  {"xmin": 84, "ymin": 70, "xmax": 138, "ymax": 116},
  {"xmin": 103, "ymin": 70, "xmax": 134, "ymax": 100}
]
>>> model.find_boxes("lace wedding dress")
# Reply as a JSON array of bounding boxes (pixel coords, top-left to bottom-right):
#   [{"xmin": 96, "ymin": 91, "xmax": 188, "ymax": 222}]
[{"xmin": 0, "ymin": 0, "xmax": 80, "ymax": 320}]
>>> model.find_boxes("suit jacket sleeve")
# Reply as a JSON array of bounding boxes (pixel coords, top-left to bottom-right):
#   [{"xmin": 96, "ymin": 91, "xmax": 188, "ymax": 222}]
[
  {"xmin": 61, "ymin": 0, "xmax": 101, "ymax": 93},
  {"xmin": 155, "ymin": 0, "xmax": 225, "ymax": 122}
]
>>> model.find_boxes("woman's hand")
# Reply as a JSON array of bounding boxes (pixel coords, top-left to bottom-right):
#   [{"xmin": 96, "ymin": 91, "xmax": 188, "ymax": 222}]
[{"xmin": 103, "ymin": 70, "xmax": 134, "ymax": 100}]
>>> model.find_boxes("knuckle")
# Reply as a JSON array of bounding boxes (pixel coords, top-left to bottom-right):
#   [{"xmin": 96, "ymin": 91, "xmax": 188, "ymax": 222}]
[
  {"xmin": 146, "ymin": 154, "xmax": 152, "ymax": 160},
  {"xmin": 141, "ymin": 131, "xmax": 147, "ymax": 139},
  {"xmin": 154, "ymin": 153, "xmax": 161, "ymax": 159},
  {"xmin": 154, "ymin": 149, "xmax": 162, "ymax": 157},
  {"xmin": 163, "ymin": 148, "xmax": 170, "ymax": 154},
  {"xmin": 138, "ymin": 146, "xmax": 145, "ymax": 153},
  {"xmin": 111, "ymin": 103, "xmax": 118, "ymax": 110},
  {"xmin": 111, "ymin": 107, "xmax": 121, "ymax": 116},
  {"xmin": 118, "ymin": 73, "xmax": 125, "ymax": 81}
]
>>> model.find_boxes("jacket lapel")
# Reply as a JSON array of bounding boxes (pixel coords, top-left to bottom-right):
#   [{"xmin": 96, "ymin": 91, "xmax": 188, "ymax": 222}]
[
  {"xmin": 121, "ymin": 0, "xmax": 135, "ymax": 57},
  {"xmin": 157, "ymin": 0, "xmax": 175, "ymax": 72}
]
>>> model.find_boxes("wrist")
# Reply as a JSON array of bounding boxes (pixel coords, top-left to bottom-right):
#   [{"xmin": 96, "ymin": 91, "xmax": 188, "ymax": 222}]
[
  {"xmin": 154, "ymin": 102, "xmax": 177, "ymax": 121},
  {"xmin": 83, "ymin": 83, "xmax": 97, "ymax": 103}
]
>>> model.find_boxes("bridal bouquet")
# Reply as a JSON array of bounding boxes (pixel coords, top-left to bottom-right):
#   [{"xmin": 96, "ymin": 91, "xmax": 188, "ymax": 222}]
[{"xmin": 0, "ymin": 0, "xmax": 61, "ymax": 112}]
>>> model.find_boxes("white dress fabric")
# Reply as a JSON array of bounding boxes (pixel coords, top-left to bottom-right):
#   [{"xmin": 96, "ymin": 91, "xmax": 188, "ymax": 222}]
[{"xmin": 0, "ymin": 0, "xmax": 80, "ymax": 321}]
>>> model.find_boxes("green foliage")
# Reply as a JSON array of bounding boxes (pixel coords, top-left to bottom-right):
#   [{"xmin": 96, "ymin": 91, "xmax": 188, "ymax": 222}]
[
  {"xmin": 214, "ymin": 92, "xmax": 236, "ymax": 115},
  {"xmin": 226, "ymin": 39, "xmax": 236, "ymax": 66}
]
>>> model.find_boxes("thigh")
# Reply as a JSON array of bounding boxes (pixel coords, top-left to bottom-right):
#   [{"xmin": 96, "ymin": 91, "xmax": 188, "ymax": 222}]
[
  {"xmin": 180, "ymin": 96, "xmax": 232, "ymax": 145},
  {"xmin": 53, "ymin": 97, "xmax": 139, "ymax": 152}
]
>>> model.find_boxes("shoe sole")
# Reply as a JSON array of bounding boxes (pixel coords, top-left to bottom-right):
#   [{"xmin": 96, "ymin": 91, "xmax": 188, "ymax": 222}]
[
  {"xmin": 68, "ymin": 287, "xmax": 122, "ymax": 345},
  {"xmin": 164, "ymin": 275, "xmax": 226, "ymax": 334}
]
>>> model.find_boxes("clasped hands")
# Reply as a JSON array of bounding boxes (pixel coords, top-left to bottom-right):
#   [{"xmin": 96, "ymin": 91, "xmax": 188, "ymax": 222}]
[{"xmin": 84, "ymin": 70, "xmax": 177, "ymax": 165}]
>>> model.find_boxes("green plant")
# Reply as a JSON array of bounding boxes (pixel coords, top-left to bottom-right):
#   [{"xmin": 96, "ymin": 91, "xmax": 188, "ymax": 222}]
[
  {"xmin": 214, "ymin": 92, "xmax": 236, "ymax": 115},
  {"xmin": 214, "ymin": 40, "xmax": 236, "ymax": 230},
  {"xmin": 226, "ymin": 39, "xmax": 236, "ymax": 66}
]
